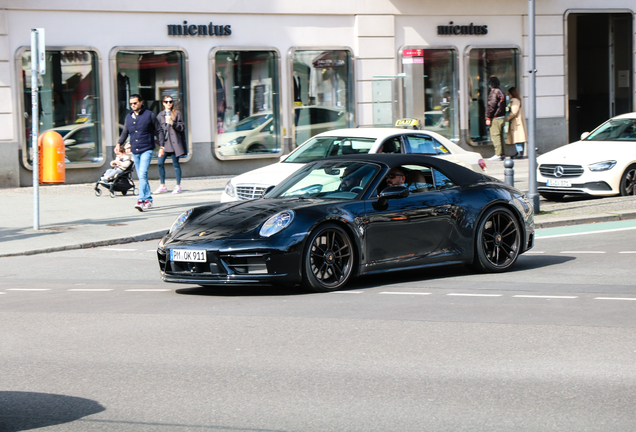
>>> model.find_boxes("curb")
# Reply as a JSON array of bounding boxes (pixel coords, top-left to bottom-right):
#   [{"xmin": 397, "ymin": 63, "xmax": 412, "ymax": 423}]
[
  {"xmin": 534, "ymin": 210, "xmax": 636, "ymax": 229},
  {"xmin": 0, "ymin": 230, "xmax": 168, "ymax": 258}
]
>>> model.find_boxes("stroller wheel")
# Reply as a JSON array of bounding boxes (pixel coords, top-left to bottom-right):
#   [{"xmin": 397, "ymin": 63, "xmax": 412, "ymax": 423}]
[
  {"xmin": 109, "ymin": 191, "xmax": 116, "ymax": 198},
  {"xmin": 95, "ymin": 188, "xmax": 102, "ymax": 197}
]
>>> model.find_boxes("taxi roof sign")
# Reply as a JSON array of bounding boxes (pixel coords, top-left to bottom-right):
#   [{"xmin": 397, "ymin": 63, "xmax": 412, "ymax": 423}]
[{"xmin": 395, "ymin": 118, "xmax": 420, "ymax": 128}]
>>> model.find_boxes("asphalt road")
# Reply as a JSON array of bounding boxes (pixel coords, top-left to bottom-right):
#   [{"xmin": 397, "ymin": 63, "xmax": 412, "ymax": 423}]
[{"xmin": 2, "ymin": 221, "xmax": 636, "ymax": 431}]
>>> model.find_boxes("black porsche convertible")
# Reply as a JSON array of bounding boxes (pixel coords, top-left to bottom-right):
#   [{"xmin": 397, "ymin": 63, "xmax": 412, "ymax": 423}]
[{"xmin": 158, "ymin": 154, "xmax": 535, "ymax": 292}]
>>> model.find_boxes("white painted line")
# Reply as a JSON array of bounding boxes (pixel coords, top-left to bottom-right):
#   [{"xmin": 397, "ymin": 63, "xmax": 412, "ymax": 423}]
[
  {"xmin": 125, "ymin": 289, "xmax": 171, "ymax": 292},
  {"xmin": 329, "ymin": 291, "xmax": 363, "ymax": 294},
  {"xmin": 513, "ymin": 295, "xmax": 578, "ymax": 299},
  {"xmin": 102, "ymin": 248, "xmax": 137, "ymax": 251},
  {"xmin": 560, "ymin": 251, "xmax": 606, "ymax": 254},
  {"xmin": 0, "ymin": 292, "xmax": 5, "ymax": 294},
  {"xmin": 619, "ymin": 251, "xmax": 636, "ymax": 254},
  {"xmin": 6, "ymin": 288, "xmax": 51, "ymax": 291},
  {"xmin": 594, "ymin": 297, "xmax": 636, "ymax": 301},
  {"xmin": 538, "ymin": 226, "xmax": 636, "ymax": 239},
  {"xmin": 68, "ymin": 289, "xmax": 114, "ymax": 292},
  {"xmin": 447, "ymin": 293, "xmax": 502, "ymax": 297},
  {"xmin": 380, "ymin": 292, "xmax": 432, "ymax": 295},
  {"xmin": 525, "ymin": 251, "xmax": 545, "ymax": 254}
]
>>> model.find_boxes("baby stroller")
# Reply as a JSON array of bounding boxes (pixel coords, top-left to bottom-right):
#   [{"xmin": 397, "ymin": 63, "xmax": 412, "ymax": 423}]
[{"xmin": 94, "ymin": 161, "xmax": 137, "ymax": 198}]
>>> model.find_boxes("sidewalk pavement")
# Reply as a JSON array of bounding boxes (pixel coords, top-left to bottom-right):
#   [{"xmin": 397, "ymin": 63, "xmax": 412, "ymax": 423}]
[{"xmin": 1, "ymin": 159, "xmax": 635, "ymax": 258}]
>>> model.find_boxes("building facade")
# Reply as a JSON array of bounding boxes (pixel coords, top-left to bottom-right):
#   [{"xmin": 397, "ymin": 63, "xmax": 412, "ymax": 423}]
[{"xmin": 0, "ymin": 1, "xmax": 633, "ymax": 187}]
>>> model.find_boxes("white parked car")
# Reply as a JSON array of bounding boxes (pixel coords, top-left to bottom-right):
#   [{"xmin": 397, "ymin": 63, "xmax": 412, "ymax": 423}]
[
  {"xmin": 537, "ymin": 112, "xmax": 636, "ymax": 199},
  {"xmin": 221, "ymin": 127, "xmax": 487, "ymax": 202}
]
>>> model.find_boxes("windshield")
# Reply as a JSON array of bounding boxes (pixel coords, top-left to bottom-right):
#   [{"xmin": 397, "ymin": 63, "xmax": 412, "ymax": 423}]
[
  {"xmin": 225, "ymin": 114, "xmax": 272, "ymax": 132},
  {"xmin": 268, "ymin": 161, "xmax": 379, "ymax": 200},
  {"xmin": 284, "ymin": 136, "xmax": 376, "ymax": 164},
  {"xmin": 585, "ymin": 118, "xmax": 636, "ymax": 141}
]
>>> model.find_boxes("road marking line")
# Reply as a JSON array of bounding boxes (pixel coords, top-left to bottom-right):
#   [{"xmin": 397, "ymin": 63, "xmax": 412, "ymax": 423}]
[
  {"xmin": 594, "ymin": 297, "xmax": 636, "ymax": 301},
  {"xmin": 537, "ymin": 225, "xmax": 636, "ymax": 239},
  {"xmin": 525, "ymin": 251, "xmax": 545, "ymax": 254},
  {"xmin": 6, "ymin": 288, "xmax": 51, "ymax": 291},
  {"xmin": 0, "ymin": 292, "xmax": 5, "ymax": 294},
  {"xmin": 102, "ymin": 248, "xmax": 137, "ymax": 251},
  {"xmin": 329, "ymin": 291, "xmax": 363, "ymax": 294},
  {"xmin": 560, "ymin": 251, "xmax": 606, "ymax": 254},
  {"xmin": 619, "ymin": 251, "xmax": 636, "ymax": 254},
  {"xmin": 513, "ymin": 295, "xmax": 578, "ymax": 299},
  {"xmin": 68, "ymin": 289, "xmax": 113, "ymax": 292},
  {"xmin": 380, "ymin": 292, "xmax": 432, "ymax": 295},
  {"xmin": 125, "ymin": 289, "xmax": 171, "ymax": 292},
  {"xmin": 447, "ymin": 293, "xmax": 502, "ymax": 297}
]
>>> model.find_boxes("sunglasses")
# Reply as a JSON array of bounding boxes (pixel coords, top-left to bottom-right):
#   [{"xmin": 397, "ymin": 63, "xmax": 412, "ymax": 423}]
[
  {"xmin": 163, "ymin": 100, "xmax": 173, "ymax": 104},
  {"xmin": 129, "ymin": 101, "xmax": 139, "ymax": 106},
  {"xmin": 387, "ymin": 173, "xmax": 404, "ymax": 179}
]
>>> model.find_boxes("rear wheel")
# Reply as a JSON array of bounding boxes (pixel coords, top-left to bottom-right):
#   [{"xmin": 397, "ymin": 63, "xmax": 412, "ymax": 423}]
[
  {"xmin": 109, "ymin": 191, "xmax": 116, "ymax": 198},
  {"xmin": 620, "ymin": 164, "xmax": 636, "ymax": 196},
  {"xmin": 473, "ymin": 206, "xmax": 521, "ymax": 272},
  {"xmin": 302, "ymin": 223, "xmax": 354, "ymax": 292}
]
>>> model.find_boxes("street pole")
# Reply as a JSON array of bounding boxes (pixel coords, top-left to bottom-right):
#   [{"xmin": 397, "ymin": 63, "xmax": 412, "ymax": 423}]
[
  {"xmin": 31, "ymin": 29, "xmax": 40, "ymax": 230},
  {"xmin": 527, "ymin": 0, "xmax": 540, "ymax": 212}
]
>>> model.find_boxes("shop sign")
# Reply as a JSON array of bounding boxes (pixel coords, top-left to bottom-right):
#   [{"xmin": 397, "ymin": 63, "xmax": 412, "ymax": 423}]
[
  {"xmin": 168, "ymin": 21, "xmax": 231, "ymax": 36},
  {"xmin": 438, "ymin": 22, "xmax": 488, "ymax": 36},
  {"xmin": 403, "ymin": 49, "xmax": 423, "ymax": 57}
]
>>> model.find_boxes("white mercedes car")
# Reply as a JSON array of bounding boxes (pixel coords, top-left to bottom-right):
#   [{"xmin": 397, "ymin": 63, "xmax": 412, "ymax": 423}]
[
  {"xmin": 537, "ymin": 112, "xmax": 636, "ymax": 199},
  {"xmin": 221, "ymin": 127, "xmax": 487, "ymax": 202}
]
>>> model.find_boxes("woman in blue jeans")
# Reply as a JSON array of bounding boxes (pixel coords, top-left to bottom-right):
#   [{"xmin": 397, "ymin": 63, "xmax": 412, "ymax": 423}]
[{"xmin": 155, "ymin": 95, "xmax": 187, "ymax": 194}]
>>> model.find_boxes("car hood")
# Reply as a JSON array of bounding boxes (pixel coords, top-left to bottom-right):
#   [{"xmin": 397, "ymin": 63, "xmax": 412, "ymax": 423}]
[
  {"xmin": 538, "ymin": 141, "xmax": 636, "ymax": 165},
  {"xmin": 231, "ymin": 162, "xmax": 305, "ymax": 187},
  {"xmin": 169, "ymin": 198, "xmax": 321, "ymax": 242}
]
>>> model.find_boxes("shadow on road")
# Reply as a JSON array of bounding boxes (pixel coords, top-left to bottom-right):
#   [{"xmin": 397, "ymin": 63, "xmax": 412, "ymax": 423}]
[{"xmin": 0, "ymin": 391, "xmax": 105, "ymax": 432}]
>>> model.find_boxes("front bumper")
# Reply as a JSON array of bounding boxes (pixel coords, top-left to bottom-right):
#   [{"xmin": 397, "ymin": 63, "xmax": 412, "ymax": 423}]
[{"xmin": 157, "ymin": 237, "xmax": 304, "ymax": 286}]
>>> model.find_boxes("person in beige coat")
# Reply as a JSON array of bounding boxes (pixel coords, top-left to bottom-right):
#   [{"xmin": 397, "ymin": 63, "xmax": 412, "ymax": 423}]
[{"xmin": 504, "ymin": 87, "xmax": 528, "ymax": 159}]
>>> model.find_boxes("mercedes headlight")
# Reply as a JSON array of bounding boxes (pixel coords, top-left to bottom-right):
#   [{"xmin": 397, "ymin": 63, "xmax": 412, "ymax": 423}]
[
  {"xmin": 588, "ymin": 160, "xmax": 616, "ymax": 171},
  {"xmin": 169, "ymin": 209, "xmax": 193, "ymax": 233},
  {"xmin": 259, "ymin": 210, "xmax": 295, "ymax": 237},
  {"xmin": 224, "ymin": 180, "xmax": 236, "ymax": 198}
]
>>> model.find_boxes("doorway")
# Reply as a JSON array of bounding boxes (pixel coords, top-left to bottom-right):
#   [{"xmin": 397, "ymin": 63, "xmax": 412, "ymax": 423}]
[{"xmin": 567, "ymin": 12, "xmax": 633, "ymax": 141}]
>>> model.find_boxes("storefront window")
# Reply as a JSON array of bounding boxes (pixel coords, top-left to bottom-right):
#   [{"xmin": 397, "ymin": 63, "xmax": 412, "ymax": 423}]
[
  {"xmin": 113, "ymin": 49, "xmax": 189, "ymax": 157},
  {"xmin": 467, "ymin": 47, "xmax": 520, "ymax": 145},
  {"xmin": 20, "ymin": 49, "xmax": 102, "ymax": 166},
  {"xmin": 290, "ymin": 49, "xmax": 354, "ymax": 146},
  {"xmin": 400, "ymin": 48, "xmax": 458, "ymax": 141},
  {"xmin": 213, "ymin": 49, "xmax": 281, "ymax": 159}
]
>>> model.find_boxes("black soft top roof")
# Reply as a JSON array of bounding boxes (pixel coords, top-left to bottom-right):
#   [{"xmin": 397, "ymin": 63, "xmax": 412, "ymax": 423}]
[{"xmin": 320, "ymin": 154, "xmax": 490, "ymax": 186}]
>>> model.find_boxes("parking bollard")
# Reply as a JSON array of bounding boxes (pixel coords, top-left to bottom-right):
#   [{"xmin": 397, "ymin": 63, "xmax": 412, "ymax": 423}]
[{"xmin": 504, "ymin": 158, "xmax": 514, "ymax": 187}]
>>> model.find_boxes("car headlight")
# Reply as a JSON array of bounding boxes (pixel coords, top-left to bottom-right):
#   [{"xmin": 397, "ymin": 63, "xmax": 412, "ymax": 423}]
[
  {"xmin": 222, "ymin": 136, "xmax": 246, "ymax": 147},
  {"xmin": 259, "ymin": 210, "xmax": 295, "ymax": 237},
  {"xmin": 169, "ymin": 209, "xmax": 193, "ymax": 233},
  {"xmin": 224, "ymin": 180, "xmax": 236, "ymax": 198},
  {"xmin": 588, "ymin": 160, "xmax": 617, "ymax": 171}
]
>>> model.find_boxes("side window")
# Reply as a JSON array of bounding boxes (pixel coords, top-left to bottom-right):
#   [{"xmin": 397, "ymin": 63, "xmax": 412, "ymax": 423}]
[
  {"xmin": 379, "ymin": 137, "xmax": 402, "ymax": 153},
  {"xmin": 405, "ymin": 135, "xmax": 436, "ymax": 154},
  {"xmin": 434, "ymin": 141, "xmax": 450, "ymax": 155},
  {"xmin": 432, "ymin": 168, "xmax": 456, "ymax": 190},
  {"xmin": 401, "ymin": 164, "xmax": 435, "ymax": 194}
]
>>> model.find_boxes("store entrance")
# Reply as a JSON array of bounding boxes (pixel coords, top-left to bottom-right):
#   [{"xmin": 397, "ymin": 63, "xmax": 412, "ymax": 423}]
[{"xmin": 567, "ymin": 12, "xmax": 633, "ymax": 141}]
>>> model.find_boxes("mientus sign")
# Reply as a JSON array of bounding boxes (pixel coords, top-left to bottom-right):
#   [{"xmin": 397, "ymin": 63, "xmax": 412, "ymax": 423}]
[
  {"xmin": 437, "ymin": 22, "xmax": 488, "ymax": 36},
  {"xmin": 168, "ymin": 21, "xmax": 232, "ymax": 36}
]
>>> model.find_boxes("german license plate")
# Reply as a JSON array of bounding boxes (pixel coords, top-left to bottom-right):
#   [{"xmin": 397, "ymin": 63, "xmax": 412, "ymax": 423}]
[
  {"xmin": 547, "ymin": 179, "xmax": 571, "ymax": 187},
  {"xmin": 170, "ymin": 249, "xmax": 206, "ymax": 262}
]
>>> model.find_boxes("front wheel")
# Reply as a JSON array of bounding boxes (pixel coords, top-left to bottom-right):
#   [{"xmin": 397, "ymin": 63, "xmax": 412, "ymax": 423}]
[
  {"xmin": 302, "ymin": 223, "xmax": 354, "ymax": 292},
  {"xmin": 620, "ymin": 164, "xmax": 636, "ymax": 196},
  {"xmin": 473, "ymin": 206, "xmax": 521, "ymax": 272}
]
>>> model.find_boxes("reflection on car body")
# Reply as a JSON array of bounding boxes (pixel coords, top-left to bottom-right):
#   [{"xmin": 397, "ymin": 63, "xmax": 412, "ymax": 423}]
[{"xmin": 159, "ymin": 154, "xmax": 534, "ymax": 292}]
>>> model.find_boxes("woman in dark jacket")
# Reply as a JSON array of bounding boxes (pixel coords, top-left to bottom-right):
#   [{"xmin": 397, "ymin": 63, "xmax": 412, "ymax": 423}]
[{"xmin": 155, "ymin": 95, "xmax": 187, "ymax": 194}]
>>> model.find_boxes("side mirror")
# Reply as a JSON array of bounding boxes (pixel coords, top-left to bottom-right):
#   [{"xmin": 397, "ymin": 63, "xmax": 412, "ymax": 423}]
[
  {"xmin": 378, "ymin": 185, "xmax": 409, "ymax": 200},
  {"xmin": 580, "ymin": 132, "xmax": 590, "ymax": 140},
  {"xmin": 269, "ymin": 125, "xmax": 274, "ymax": 134},
  {"xmin": 64, "ymin": 139, "xmax": 77, "ymax": 146}
]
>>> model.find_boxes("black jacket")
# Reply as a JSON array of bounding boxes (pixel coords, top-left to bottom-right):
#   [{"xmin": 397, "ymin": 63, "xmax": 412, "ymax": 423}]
[{"xmin": 118, "ymin": 106, "xmax": 164, "ymax": 154}]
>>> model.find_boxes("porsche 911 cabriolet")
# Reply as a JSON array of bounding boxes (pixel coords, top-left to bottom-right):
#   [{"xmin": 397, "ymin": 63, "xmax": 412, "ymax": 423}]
[{"xmin": 158, "ymin": 154, "xmax": 534, "ymax": 292}]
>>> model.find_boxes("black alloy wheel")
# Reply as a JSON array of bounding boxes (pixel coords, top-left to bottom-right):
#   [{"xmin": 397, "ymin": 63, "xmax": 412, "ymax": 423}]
[
  {"xmin": 473, "ymin": 206, "xmax": 521, "ymax": 272},
  {"xmin": 620, "ymin": 164, "xmax": 636, "ymax": 196},
  {"xmin": 302, "ymin": 223, "xmax": 354, "ymax": 292}
]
